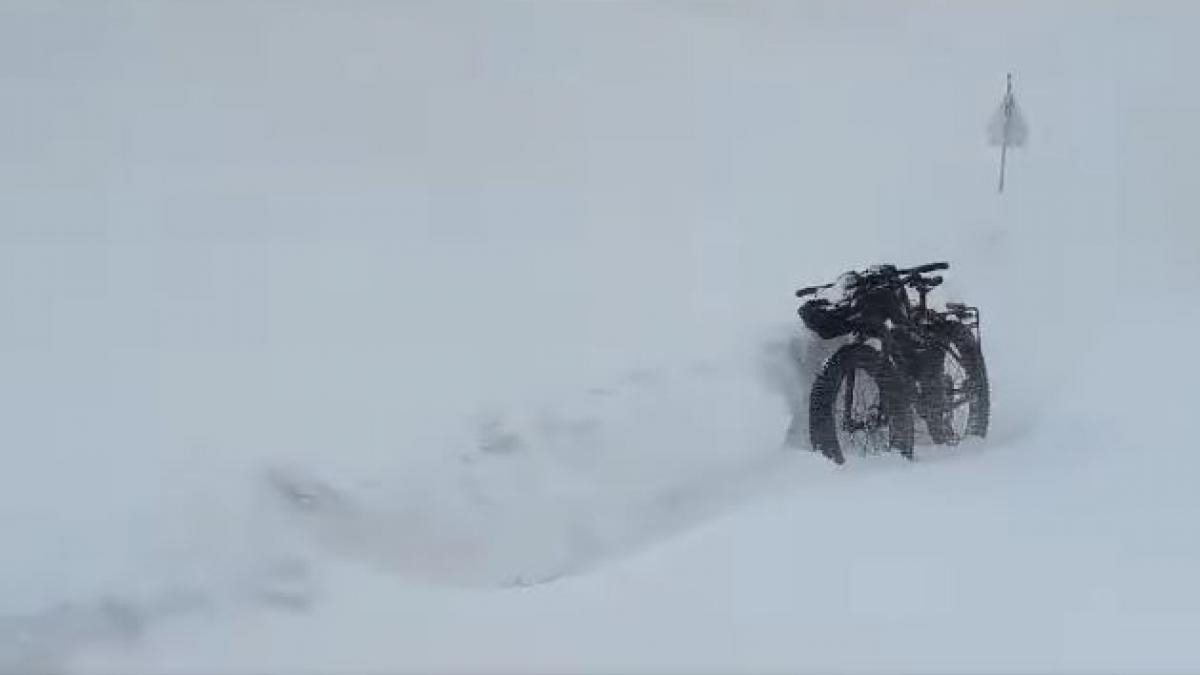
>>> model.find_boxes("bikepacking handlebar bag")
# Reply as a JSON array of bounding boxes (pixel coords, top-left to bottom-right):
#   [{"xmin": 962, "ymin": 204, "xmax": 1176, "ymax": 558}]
[{"xmin": 799, "ymin": 299, "xmax": 853, "ymax": 339}]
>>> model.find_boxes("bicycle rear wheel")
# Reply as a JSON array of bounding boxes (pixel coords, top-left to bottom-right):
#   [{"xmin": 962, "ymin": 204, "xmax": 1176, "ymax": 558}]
[{"xmin": 925, "ymin": 324, "xmax": 990, "ymax": 443}]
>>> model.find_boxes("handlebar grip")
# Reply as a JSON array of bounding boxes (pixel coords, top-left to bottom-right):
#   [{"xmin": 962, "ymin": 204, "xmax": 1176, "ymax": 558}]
[
  {"xmin": 795, "ymin": 282, "xmax": 833, "ymax": 298},
  {"xmin": 905, "ymin": 261, "xmax": 949, "ymax": 274}
]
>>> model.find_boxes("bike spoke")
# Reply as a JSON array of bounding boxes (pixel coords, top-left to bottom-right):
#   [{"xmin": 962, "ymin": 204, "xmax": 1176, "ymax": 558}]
[
  {"xmin": 942, "ymin": 352, "xmax": 972, "ymax": 440},
  {"xmin": 834, "ymin": 367, "xmax": 888, "ymax": 457}
]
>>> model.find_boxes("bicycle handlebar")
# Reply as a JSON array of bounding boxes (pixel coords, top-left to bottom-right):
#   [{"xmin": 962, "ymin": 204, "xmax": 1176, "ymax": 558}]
[
  {"xmin": 900, "ymin": 261, "xmax": 949, "ymax": 275},
  {"xmin": 795, "ymin": 262, "xmax": 949, "ymax": 298}
]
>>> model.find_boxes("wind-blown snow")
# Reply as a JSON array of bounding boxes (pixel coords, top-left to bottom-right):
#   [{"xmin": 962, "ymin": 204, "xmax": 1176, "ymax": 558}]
[{"xmin": 1, "ymin": 2, "xmax": 1198, "ymax": 673}]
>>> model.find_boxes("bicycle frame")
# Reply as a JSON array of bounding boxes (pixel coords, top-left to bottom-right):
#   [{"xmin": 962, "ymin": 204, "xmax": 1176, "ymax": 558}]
[{"xmin": 842, "ymin": 281, "xmax": 974, "ymax": 425}]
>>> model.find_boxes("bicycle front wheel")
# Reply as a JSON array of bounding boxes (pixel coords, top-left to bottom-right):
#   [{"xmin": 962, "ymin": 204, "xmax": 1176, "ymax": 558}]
[{"xmin": 809, "ymin": 343, "xmax": 915, "ymax": 464}]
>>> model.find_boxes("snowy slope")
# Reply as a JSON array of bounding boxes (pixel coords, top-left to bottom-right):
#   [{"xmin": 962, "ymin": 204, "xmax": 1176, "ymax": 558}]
[{"xmin": 1, "ymin": 2, "xmax": 1198, "ymax": 673}]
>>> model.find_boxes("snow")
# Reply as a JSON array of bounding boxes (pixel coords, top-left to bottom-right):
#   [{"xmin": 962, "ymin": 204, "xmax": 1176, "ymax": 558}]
[{"xmin": 1, "ymin": 2, "xmax": 1198, "ymax": 673}]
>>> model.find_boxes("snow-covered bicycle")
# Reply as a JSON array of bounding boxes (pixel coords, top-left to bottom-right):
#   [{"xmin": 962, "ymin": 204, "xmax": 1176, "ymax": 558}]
[{"xmin": 794, "ymin": 262, "xmax": 989, "ymax": 464}]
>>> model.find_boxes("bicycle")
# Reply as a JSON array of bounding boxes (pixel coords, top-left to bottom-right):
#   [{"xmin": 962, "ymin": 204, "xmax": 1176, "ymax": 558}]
[{"xmin": 794, "ymin": 262, "xmax": 990, "ymax": 464}]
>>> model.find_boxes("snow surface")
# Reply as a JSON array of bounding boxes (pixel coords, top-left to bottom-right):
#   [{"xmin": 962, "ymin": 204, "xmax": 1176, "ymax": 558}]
[{"xmin": 2, "ymin": 2, "xmax": 1199, "ymax": 673}]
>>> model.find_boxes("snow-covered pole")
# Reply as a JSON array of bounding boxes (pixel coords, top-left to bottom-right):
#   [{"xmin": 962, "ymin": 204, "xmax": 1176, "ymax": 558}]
[
  {"xmin": 998, "ymin": 73, "xmax": 1012, "ymax": 193},
  {"xmin": 988, "ymin": 72, "xmax": 1027, "ymax": 194}
]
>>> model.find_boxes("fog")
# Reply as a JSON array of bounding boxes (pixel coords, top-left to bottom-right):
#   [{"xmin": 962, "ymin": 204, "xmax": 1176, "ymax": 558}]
[{"xmin": 1, "ymin": 2, "xmax": 1198, "ymax": 672}]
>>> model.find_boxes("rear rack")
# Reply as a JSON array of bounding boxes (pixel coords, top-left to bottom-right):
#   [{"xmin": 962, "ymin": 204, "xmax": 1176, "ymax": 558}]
[{"xmin": 945, "ymin": 302, "xmax": 982, "ymax": 345}]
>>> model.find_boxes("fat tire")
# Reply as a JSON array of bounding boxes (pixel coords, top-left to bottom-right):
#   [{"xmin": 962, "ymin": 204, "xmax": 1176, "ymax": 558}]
[
  {"xmin": 809, "ymin": 343, "xmax": 915, "ymax": 464},
  {"xmin": 941, "ymin": 323, "xmax": 990, "ymax": 438}
]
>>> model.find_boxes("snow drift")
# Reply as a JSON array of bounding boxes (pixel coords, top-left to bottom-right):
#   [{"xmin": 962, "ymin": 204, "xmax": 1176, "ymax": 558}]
[{"xmin": 1, "ymin": 2, "xmax": 1198, "ymax": 673}]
